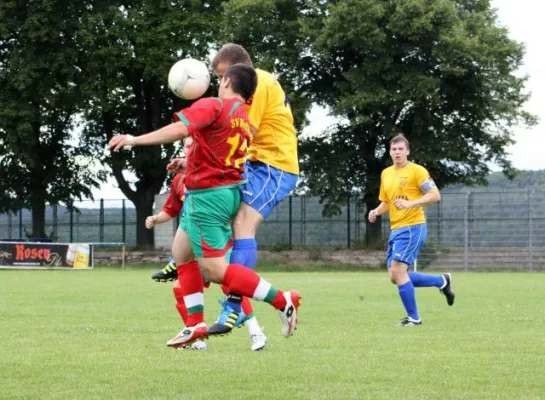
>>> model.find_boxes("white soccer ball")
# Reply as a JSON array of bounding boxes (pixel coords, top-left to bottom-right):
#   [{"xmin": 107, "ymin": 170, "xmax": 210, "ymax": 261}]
[{"xmin": 168, "ymin": 58, "xmax": 210, "ymax": 100}]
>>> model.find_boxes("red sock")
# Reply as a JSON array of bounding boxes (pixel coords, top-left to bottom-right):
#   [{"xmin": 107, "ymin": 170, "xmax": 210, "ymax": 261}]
[
  {"xmin": 241, "ymin": 297, "xmax": 253, "ymax": 315},
  {"xmin": 221, "ymin": 284, "xmax": 254, "ymax": 315},
  {"xmin": 177, "ymin": 261, "xmax": 204, "ymax": 326},
  {"xmin": 223, "ymin": 264, "xmax": 287, "ymax": 310},
  {"xmin": 172, "ymin": 280, "xmax": 188, "ymax": 325}
]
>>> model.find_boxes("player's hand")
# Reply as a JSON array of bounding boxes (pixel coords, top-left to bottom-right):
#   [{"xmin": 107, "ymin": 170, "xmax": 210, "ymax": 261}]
[
  {"xmin": 393, "ymin": 199, "xmax": 412, "ymax": 210},
  {"xmin": 145, "ymin": 215, "xmax": 157, "ymax": 229},
  {"xmin": 166, "ymin": 157, "xmax": 186, "ymax": 173},
  {"xmin": 368, "ymin": 210, "xmax": 377, "ymax": 223},
  {"xmin": 108, "ymin": 134, "xmax": 135, "ymax": 152}
]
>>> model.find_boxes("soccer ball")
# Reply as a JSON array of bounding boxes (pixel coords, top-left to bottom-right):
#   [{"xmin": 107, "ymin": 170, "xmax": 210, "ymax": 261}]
[{"xmin": 168, "ymin": 59, "xmax": 210, "ymax": 100}]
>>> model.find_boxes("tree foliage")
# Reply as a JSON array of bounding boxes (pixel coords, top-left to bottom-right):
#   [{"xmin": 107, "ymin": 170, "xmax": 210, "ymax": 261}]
[
  {"xmin": 0, "ymin": 0, "xmax": 105, "ymax": 237},
  {"xmin": 297, "ymin": 0, "xmax": 536, "ymax": 224},
  {"xmin": 78, "ymin": 0, "xmax": 223, "ymax": 247},
  {"xmin": 221, "ymin": 0, "xmax": 315, "ymax": 131},
  {"xmin": 0, "ymin": 0, "xmax": 537, "ymax": 248}
]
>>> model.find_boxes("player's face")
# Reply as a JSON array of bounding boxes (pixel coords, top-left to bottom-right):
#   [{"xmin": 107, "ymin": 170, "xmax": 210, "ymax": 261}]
[
  {"xmin": 390, "ymin": 141, "xmax": 410, "ymax": 166},
  {"xmin": 213, "ymin": 62, "xmax": 231, "ymax": 81}
]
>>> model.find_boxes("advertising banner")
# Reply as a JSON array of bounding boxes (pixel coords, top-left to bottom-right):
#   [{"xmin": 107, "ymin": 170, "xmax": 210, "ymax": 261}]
[{"xmin": 0, "ymin": 242, "xmax": 93, "ymax": 269}]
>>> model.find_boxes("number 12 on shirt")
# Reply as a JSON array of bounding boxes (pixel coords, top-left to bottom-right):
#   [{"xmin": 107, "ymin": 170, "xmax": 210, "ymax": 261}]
[{"xmin": 225, "ymin": 133, "xmax": 248, "ymax": 169}]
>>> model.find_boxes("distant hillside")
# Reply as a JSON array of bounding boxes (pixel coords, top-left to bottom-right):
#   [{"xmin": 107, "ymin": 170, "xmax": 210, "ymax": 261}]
[{"xmin": 444, "ymin": 170, "xmax": 545, "ymax": 192}]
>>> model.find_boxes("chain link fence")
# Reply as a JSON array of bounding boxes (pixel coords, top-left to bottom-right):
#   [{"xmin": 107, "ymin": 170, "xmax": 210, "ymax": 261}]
[
  {"xmin": 1, "ymin": 190, "xmax": 544, "ymax": 270},
  {"xmin": 0, "ymin": 200, "xmax": 137, "ymax": 245}
]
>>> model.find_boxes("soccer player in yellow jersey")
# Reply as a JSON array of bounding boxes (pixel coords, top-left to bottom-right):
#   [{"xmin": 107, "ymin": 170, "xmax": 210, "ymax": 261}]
[
  {"xmin": 204, "ymin": 43, "xmax": 299, "ymax": 343},
  {"xmin": 368, "ymin": 134, "xmax": 455, "ymax": 326}
]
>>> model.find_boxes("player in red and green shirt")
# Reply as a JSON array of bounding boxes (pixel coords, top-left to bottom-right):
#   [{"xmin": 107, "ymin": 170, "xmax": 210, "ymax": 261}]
[
  {"xmin": 108, "ymin": 63, "xmax": 300, "ymax": 348},
  {"xmin": 148, "ymin": 138, "xmax": 192, "ymax": 284},
  {"xmin": 147, "ymin": 137, "xmax": 258, "ymax": 350}
]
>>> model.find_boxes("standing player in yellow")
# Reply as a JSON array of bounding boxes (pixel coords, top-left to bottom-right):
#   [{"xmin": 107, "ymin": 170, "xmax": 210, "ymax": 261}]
[{"xmin": 368, "ymin": 134, "xmax": 455, "ymax": 326}]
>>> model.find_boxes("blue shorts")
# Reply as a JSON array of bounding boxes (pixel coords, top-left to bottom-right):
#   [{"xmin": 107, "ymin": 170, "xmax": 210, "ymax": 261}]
[
  {"xmin": 240, "ymin": 161, "xmax": 298, "ymax": 219},
  {"xmin": 386, "ymin": 224, "xmax": 427, "ymax": 268}
]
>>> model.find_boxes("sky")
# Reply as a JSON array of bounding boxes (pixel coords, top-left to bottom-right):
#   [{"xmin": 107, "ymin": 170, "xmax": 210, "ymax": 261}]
[{"xmin": 92, "ymin": 0, "xmax": 545, "ymax": 199}]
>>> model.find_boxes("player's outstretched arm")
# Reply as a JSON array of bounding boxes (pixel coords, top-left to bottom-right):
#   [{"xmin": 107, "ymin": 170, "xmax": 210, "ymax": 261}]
[{"xmin": 108, "ymin": 122, "xmax": 189, "ymax": 152}]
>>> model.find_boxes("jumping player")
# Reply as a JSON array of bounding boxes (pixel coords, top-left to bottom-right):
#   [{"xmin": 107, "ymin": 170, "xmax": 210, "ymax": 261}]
[
  {"xmin": 108, "ymin": 63, "xmax": 300, "ymax": 347},
  {"xmin": 147, "ymin": 138, "xmax": 264, "ymax": 350},
  {"xmin": 165, "ymin": 44, "xmax": 299, "ymax": 339}
]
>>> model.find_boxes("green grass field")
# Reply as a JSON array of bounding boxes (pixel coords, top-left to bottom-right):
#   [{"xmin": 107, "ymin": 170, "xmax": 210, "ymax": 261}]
[{"xmin": 1, "ymin": 265, "xmax": 544, "ymax": 399}]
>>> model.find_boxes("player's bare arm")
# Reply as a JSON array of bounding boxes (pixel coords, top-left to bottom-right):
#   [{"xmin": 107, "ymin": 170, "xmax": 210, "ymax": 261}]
[{"xmin": 108, "ymin": 121, "xmax": 189, "ymax": 152}]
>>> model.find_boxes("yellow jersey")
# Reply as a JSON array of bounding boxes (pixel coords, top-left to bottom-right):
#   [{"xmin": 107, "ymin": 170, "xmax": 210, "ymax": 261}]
[
  {"xmin": 244, "ymin": 69, "xmax": 299, "ymax": 175},
  {"xmin": 379, "ymin": 162, "xmax": 438, "ymax": 230}
]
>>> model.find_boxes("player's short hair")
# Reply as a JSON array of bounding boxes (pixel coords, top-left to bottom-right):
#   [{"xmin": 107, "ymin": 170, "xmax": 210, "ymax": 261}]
[
  {"xmin": 212, "ymin": 43, "xmax": 253, "ymax": 69},
  {"xmin": 224, "ymin": 63, "xmax": 257, "ymax": 101},
  {"xmin": 390, "ymin": 133, "xmax": 410, "ymax": 150}
]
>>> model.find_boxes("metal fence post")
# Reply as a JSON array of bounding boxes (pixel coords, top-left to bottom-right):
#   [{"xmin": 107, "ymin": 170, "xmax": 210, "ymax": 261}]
[
  {"xmin": 437, "ymin": 200, "xmax": 442, "ymax": 243},
  {"xmin": 301, "ymin": 196, "xmax": 306, "ymax": 247},
  {"xmin": 122, "ymin": 199, "xmax": 126, "ymax": 244},
  {"xmin": 8, "ymin": 212, "xmax": 12, "ymax": 239},
  {"xmin": 70, "ymin": 208, "xmax": 74, "ymax": 242},
  {"xmin": 99, "ymin": 199, "xmax": 105, "ymax": 242},
  {"xmin": 354, "ymin": 195, "xmax": 360, "ymax": 243},
  {"xmin": 529, "ymin": 189, "xmax": 534, "ymax": 272},
  {"xmin": 288, "ymin": 196, "xmax": 292, "ymax": 249},
  {"xmin": 53, "ymin": 204, "xmax": 58, "ymax": 238},
  {"xmin": 347, "ymin": 197, "xmax": 351, "ymax": 248},
  {"xmin": 19, "ymin": 210, "xmax": 23, "ymax": 238},
  {"xmin": 464, "ymin": 192, "xmax": 470, "ymax": 271}
]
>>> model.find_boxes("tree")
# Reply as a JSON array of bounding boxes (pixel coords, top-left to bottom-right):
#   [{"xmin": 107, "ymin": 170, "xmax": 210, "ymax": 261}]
[
  {"xmin": 297, "ymin": 0, "xmax": 536, "ymax": 240},
  {"xmin": 0, "ymin": 0, "xmax": 105, "ymax": 237},
  {"xmin": 79, "ymin": 0, "xmax": 223, "ymax": 248},
  {"xmin": 221, "ymin": 0, "xmax": 315, "ymax": 131}
]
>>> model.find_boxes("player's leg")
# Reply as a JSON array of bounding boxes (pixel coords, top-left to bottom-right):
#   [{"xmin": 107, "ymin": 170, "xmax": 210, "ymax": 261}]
[
  {"xmin": 171, "ymin": 278, "xmax": 208, "ymax": 350},
  {"xmin": 408, "ymin": 271, "xmax": 455, "ymax": 306},
  {"xmin": 404, "ymin": 222, "xmax": 455, "ymax": 305},
  {"xmin": 190, "ymin": 185, "xmax": 300, "ymax": 339},
  {"xmin": 231, "ymin": 162, "xmax": 298, "ymax": 269},
  {"xmin": 212, "ymin": 284, "xmax": 266, "ymax": 349},
  {"xmin": 387, "ymin": 225, "xmax": 427, "ymax": 326},
  {"xmin": 166, "ymin": 223, "xmax": 207, "ymax": 348},
  {"xmin": 214, "ymin": 162, "xmax": 298, "ymax": 344},
  {"xmin": 199, "ymin": 257, "xmax": 301, "ymax": 338}
]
